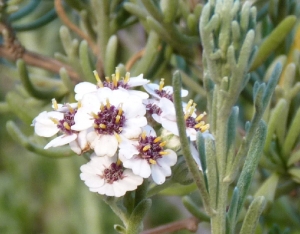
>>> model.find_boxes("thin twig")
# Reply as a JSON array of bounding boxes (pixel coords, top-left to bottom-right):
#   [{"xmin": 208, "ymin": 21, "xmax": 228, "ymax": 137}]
[
  {"xmin": 141, "ymin": 217, "xmax": 200, "ymax": 234},
  {"xmin": 125, "ymin": 48, "xmax": 145, "ymax": 71},
  {"xmin": 54, "ymin": 0, "xmax": 99, "ymax": 55},
  {"xmin": 0, "ymin": 46, "xmax": 81, "ymax": 82}
]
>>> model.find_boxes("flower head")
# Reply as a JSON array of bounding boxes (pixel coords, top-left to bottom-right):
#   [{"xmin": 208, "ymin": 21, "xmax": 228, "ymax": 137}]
[
  {"xmin": 72, "ymin": 88, "xmax": 147, "ymax": 157},
  {"xmin": 32, "ymin": 100, "xmax": 89, "ymax": 152},
  {"xmin": 80, "ymin": 154, "xmax": 143, "ymax": 197},
  {"xmin": 119, "ymin": 126, "xmax": 177, "ymax": 184},
  {"xmin": 153, "ymin": 98, "xmax": 210, "ymax": 141},
  {"xmin": 75, "ymin": 68, "xmax": 149, "ymax": 100},
  {"xmin": 143, "ymin": 78, "xmax": 188, "ymax": 101}
]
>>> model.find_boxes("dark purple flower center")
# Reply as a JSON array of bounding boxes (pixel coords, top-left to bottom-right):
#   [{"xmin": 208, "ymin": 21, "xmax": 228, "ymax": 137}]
[
  {"xmin": 103, "ymin": 80, "xmax": 129, "ymax": 90},
  {"xmin": 137, "ymin": 135, "xmax": 166, "ymax": 164},
  {"xmin": 185, "ymin": 116, "xmax": 198, "ymax": 130},
  {"xmin": 146, "ymin": 103, "xmax": 162, "ymax": 115},
  {"xmin": 57, "ymin": 109, "xmax": 77, "ymax": 135},
  {"xmin": 102, "ymin": 163, "xmax": 124, "ymax": 184},
  {"xmin": 94, "ymin": 105, "xmax": 125, "ymax": 135},
  {"xmin": 154, "ymin": 89, "xmax": 173, "ymax": 101}
]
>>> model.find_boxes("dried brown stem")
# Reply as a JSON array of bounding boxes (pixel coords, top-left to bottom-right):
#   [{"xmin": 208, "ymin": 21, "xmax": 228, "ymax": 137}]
[
  {"xmin": 141, "ymin": 217, "xmax": 200, "ymax": 234},
  {"xmin": 125, "ymin": 48, "xmax": 145, "ymax": 71},
  {"xmin": 54, "ymin": 0, "xmax": 99, "ymax": 55},
  {"xmin": 0, "ymin": 46, "xmax": 81, "ymax": 82}
]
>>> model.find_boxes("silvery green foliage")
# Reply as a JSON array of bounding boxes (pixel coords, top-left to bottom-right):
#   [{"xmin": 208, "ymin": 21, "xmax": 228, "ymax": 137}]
[{"xmin": 1, "ymin": 0, "xmax": 300, "ymax": 233}]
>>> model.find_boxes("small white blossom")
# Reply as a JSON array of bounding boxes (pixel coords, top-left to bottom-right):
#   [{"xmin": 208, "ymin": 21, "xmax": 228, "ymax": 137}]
[
  {"xmin": 72, "ymin": 87, "xmax": 147, "ymax": 157},
  {"xmin": 143, "ymin": 78, "xmax": 188, "ymax": 101},
  {"xmin": 152, "ymin": 98, "xmax": 210, "ymax": 141},
  {"xmin": 32, "ymin": 101, "xmax": 89, "ymax": 153},
  {"xmin": 80, "ymin": 154, "xmax": 143, "ymax": 197},
  {"xmin": 119, "ymin": 126, "xmax": 177, "ymax": 184},
  {"xmin": 75, "ymin": 69, "xmax": 149, "ymax": 100}
]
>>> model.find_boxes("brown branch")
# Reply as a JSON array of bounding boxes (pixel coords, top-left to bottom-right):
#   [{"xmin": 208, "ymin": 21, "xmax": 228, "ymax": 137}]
[
  {"xmin": 0, "ymin": 46, "xmax": 81, "ymax": 82},
  {"xmin": 125, "ymin": 48, "xmax": 145, "ymax": 71},
  {"xmin": 141, "ymin": 217, "xmax": 200, "ymax": 234},
  {"xmin": 54, "ymin": 0, "xmax": 99, "ymax": 56}
]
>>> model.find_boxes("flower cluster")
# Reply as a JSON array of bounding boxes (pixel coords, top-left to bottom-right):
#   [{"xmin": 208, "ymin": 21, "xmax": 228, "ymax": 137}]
[{"xmin": 32, "ymin": 69, "xmax": 210, "ymax": 197}]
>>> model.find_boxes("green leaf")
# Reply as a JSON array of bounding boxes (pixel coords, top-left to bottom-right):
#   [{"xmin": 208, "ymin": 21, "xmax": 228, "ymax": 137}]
[
  {"xmin": 79, "ymin": 40, "xmax": 96, "ymax": 82},
  {"xmin": 239, "ymin": 196, "xmax": 266, "ymax": 234},
  {"xmin": 227, "ymin": 187, "xmax": 240, "ymax": 233},
  {"xmin": 182, "ymin": 196, "xmax": 210, "ymax": 222},
  {"xmin": 236, "ymin": 120, "xmax": 267, "ymax": 215},
  {"xmin": 127, "ymin": 199, "xmax": 152, "ymax": 234},
  {"xmin": 287, "ymin": 150, "xmax": 300, "ymax": 166},
  {"xmin": 17, "ymin": 60, "xmax": 67, "ymax": 100},
  {"xmin": 282, "ymin": 107, "xmax": 300, "ymax": 157},
  {"xmin": 250, "ymin": 15, "xmax": 297, "ymax": 70},
  {"xmin": 288, "ymin": 168, "xmax": 300, "ymax": 184},
  {"xmin": 104, "ymin": 35, "xmax": 118, "ymax": 75},
  {"xmin": 254, "ymin": 173, "xmax": 279, "ymax": 204},
  {"xmin": 6, "ymin": 121, "xmax": 75, "ymax": 158}
]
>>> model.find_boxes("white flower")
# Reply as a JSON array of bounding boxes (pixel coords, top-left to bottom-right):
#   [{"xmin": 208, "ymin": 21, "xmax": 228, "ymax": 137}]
[
  {"xmin": 143, "ymin": 78, "xmax": 188, "ymax": 101},
  {"xmin": 32, "ymin": 102, "xmax": 88, "ymax": 152},
  {"xmin": 80, "ymin": 154, "xmax": 143, "ymax": 197},
  {"xmin": 72, "ymin": 87, "xmax": 147, "ymax": 157},
  {"xmin": 75, "ymin": 70, "xmax": 149, "ymax": 100},
  {"xmin": 153, "ymin": 98, "xmax": 210, "ymax": 141},
  {"xmin": 119, "ymin": 126, "xmax": 177, "ymax": 184}
]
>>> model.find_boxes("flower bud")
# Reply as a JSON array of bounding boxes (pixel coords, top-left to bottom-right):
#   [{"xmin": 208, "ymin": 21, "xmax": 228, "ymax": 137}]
[
  {"xmin": 160, "ymin": 128, "xmax": 181, "ymax": 151},
  {"xmin": 172, "ymin": 157, "xmax": 193, "ymax": 185}
]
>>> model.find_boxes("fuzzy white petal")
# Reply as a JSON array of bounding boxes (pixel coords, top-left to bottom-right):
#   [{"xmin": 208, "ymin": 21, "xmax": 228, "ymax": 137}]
[
  {"xmin": 74, "ymin": 82, "xmax": 97, "ymax": 100},
  {"xmin": 127, "ymin": 74, "xmax": 149, "ymax": 87},
  {"xmin": 91, "ymin": 135, "xmax": 119, "ymax": 157},
  {"xmin": 33, "ymin": 111, "xmax": 62, "ymax": 137},
  {"xmin": 44, "ymin": 134, "xmax": 77, "ymax": 149},
  {"xmin": 151, "ymin": 165, "xmax": 167, "ymax": 184}
]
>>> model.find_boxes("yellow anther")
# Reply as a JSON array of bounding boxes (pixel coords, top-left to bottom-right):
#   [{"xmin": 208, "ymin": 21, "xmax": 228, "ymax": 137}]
[
  {"xmin": 159, "ymin": 151, "xmax": 169, "ymax": 155},
  {"xmin": 112, "ymin": 74, "xmax": 117, "ymax": 87},
  {"xmin": 154, "ymin": 137, "xmax": 162, "ymax": 143},
  {"xmin": 188, "ymin": 103, "xmax": 197, "ymax": 116},
  {"xmin": 99, "ymin": 124, "xmax": 106, "ymax": 129},
  {"xmin": 105, "ymin": 76, "xmax": 110, "ymax": 82},
  {"xmin": 141, "ymin": 131, "xmax": 146, "ymax": 140},
  {"xmin": 93, "ymin": 123, "xmax": 99, "ymax": 128},
  {"xmin": 185, "ymin": 99, "xmax": 193, "ymax": 112},
  {"xmin": 115, "ymin": 115, "xmax": 121, "ymax": 123},
  {"xmin": 116, "ymin": 159, "xmax": 122, "ymax": 166},
  {"xmin": 78, "ymin": 100, "xmax": 82, "ymax": 108},
  {"xmin": 93, "ymin": 70, "xmax": 103, "ymax": 87},
  {"xmin": 52, "ymin": 98, "xmax": 58, "ymax": 110},
  {"xmin": 49, "ymin": 117, "xmax": 59, "ymax": 124},
  {"xmin": 118, "ymin": 104, "xmax": 123, "ymax": 115},
  {"xmin": 196, "ymin": 112, "xmax": 206, "ymax": 122},
  {"xmin": 200, "ymin": 124, "xmax": 210, "ymax": 132},
  {"xmin": 149, "ymin": 159, "xmax": 156, "ymax": 164},
  {"xmin": 143, "ymin": 145, "xmax": 151, "ymax": 151},
  {"xmin": 194, "ymin": 121, "xmax": 205, "ymax": 129},
  {"xmin": 159, "ymin": 141, "xmax": 167, "ymax": 147},
  {"xmin": 106, "ymin": 98, "xmax": 110, "ymax": 108},
  {"xmin": 91, "ymin": 112, "xmax": 99, "ymax": 119},
  {"xmin": 66, "ymin": 104, "xmax": 75, "ymax": 113},
  {"xmin": 63, "ymin": 122, "xmax": 71, "ymax": 130},
  {"xmin": 115, "ymin": 67, "xmax": 120, "ymax": 82},
  {"xmin": 114, "ymin": 132, "xmax": 122, "ymax": 143},
  {"xmin": 100, "ymin": 103, "xmax": 104, "ymax": 111},
  {"xmin": 159, "ymin": 78, "xmax": 165, "ymax": 91},
  {"xmin": 124, "ymin": 72, "xmax": 130, "ymax": 83}
]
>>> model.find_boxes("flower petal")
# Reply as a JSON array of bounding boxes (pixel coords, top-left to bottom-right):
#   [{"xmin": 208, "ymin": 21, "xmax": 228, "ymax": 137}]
[
  {"xmin": 44, "ymin": 134, "xmax": 77, "ymax": 149},
  {"xmin": 92, "ymin": 135, "xmax": 119, "ymax": 157}
]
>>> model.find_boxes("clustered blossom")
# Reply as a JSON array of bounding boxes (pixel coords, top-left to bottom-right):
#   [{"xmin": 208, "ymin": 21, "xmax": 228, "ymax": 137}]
[{"xmin": 32, "ymin": 69, "xmax": 212, "ymax": 197}]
